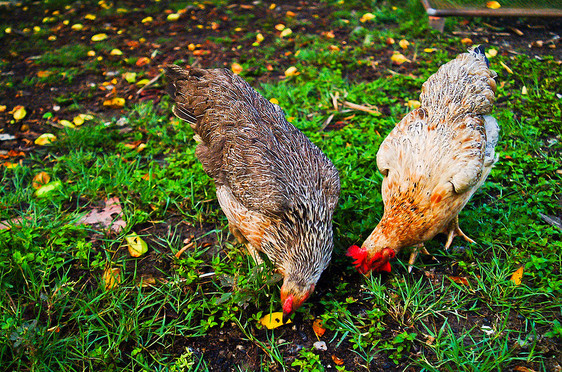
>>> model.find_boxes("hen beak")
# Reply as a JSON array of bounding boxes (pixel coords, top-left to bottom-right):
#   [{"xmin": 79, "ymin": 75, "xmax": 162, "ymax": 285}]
[{"xmin": 282, "ymin": 311, "xmax": 292, "ymax": 324}]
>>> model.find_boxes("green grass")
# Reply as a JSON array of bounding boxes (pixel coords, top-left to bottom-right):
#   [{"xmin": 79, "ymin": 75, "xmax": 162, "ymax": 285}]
[{"xmin": 1, "ymin": 0, "xmax": 561, "ymax": 370}]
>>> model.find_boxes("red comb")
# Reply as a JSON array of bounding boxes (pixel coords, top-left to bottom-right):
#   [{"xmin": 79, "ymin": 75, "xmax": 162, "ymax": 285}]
[
  {"xmin": 347, "ymin": 245, "xmax": 370, "ymax": 274},
  {"xmin": 347, "ymin": 245, "xmax": 395, "ymax": 274}
]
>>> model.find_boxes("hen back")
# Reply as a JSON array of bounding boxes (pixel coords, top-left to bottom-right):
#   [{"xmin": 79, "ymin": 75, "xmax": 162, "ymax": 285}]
[
  {"xmin": 349, "ymin": 47, "xmax": 499, "ymax": 274},
  {"xmin": 165, "ymin": 65, "xmax": 340, "ymax": 313}
]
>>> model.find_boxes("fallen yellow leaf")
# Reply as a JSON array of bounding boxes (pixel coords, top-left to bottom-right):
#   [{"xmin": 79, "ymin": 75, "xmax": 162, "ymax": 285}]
[
  {"xmin": 486, "ymin": 48, "xmax": 498, "ymax": 58},
  {"xmin": 125, "ymin": 233, "xmax": 148, "ymax": 257},
  {"xmin": 406, "ymin": 99, "xmax": 421, "ymax": 110},
  {"xmin": 141, "ymin": 16, "xmax": 153, "ymax": 23},
  {"xmin": 280, "ymin": 28, "xmax": 292, "ymax": 37},
  {"xmin": 360, "ymin": 12, "xmax": 375, "ymax": 23},
  {"xmin": 85, "ymin": 14, "xmax": 96, "ymax": 20},
  {"xmin": 12, "ymin": 105, "xmax": 26, "ymax": 121},
  {"xmin": 110, "ymin": 49, "xmax": 123, "ymax": 56},
  {"xmin": 34, "ymin": 180, "xmax": 62, "ymax": 198},
  {"xmin": 275, "ymin": 23, "xmax": 285, "ymax": 31},
  {"xmin": 37, "ymin": 70, "xmax": 53, "ymax": 78},
  {"xmin": 424, "ymin": 48, "xmax": 437, "ymax": 53},
  {"xmin": 103, "ymin": 97, "xmax": 125, "ymax": 109},
  {"xmin": 269, "ymin": 98, "xmax": 279, "ymax": 105},
  {"xmin": 399, "ymin": 39, "xmax": 410, "ymax": 49},
  {"xmin": 167, "ymin": 13, "xmax": 180, "ymax": 21},
  {"xmin": 71, "ymin": 23, "xmax": 83, "ymax": 31},
  {"xmin": 122, "ymin": 72, "xmax": 137, "ymax": 83},
  {"xmin": 35, "ymin": 133, "xmax": 57, "ymax": 145},
  {"xmin": 260, "ymin": 312, "xmax": 292, "ymax": 329},
  {"xmin": 391, "ymin": 52, "xmax": 410, "ymax": 65},
  {"xmin": 487, "ymin": 1, "xmax": 501, "ymax": 9},
  {"xmin": 60, "ymin": 119, "xmax": 75, "ymax": 128},
  {"xmin": 73, "ymin": 115, "xmax": 84, "ymax": 126},
  {"xmin": 510, "ymin": 266, "xmax": 524, "ymax": 285},
  {"xmin": 136, "ymin": 79, "xmax": 150, "ymax": 86},
  {"xmin": 91, "ymin": 33, "xmax": 108, "ymax": 41},
  {"xmin": 103, "ymin": 267, "xmax": 122, "ymax": 290},
  {"xmin": 255, "ymin": 33, "xmax": 264, "ymax": 43},
  {"xmin": 521, "ymin": 86, "xmax": 528, "ymax": 95},
  {"xmin": 231, "ymin": 63, "xmax": 243, "ymax": 75},
  {"xmin": 284, "ymin": 66, "xmax": 299, "ymax": 77},
  {"xmin": 461, "ymin": 37, "xmax": 473, "ymax": 46}
]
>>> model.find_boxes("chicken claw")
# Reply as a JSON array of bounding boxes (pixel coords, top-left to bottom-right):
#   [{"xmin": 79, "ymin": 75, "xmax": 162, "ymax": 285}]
[
  {"xmin": 407, "ymin": 244, "xmax": 436, "ymax": 273},
  {"xmin": 444, "ymin": 216, "xmax": 476, "ymax": 251}
]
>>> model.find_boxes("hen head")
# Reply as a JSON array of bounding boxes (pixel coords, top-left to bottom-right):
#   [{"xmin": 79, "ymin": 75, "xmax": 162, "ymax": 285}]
[
  {"xmin": 280, "ymin": 282, "xmax": 314, "ymax": 322},
  {"xmin": 347, "ymin": 245, "xmax": 395, "ymax": 274}
]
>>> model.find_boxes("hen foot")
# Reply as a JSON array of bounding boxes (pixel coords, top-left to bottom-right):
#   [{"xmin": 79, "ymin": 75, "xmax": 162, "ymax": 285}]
[
  {"xmin": 444, "ymin": 216, "xmax": 476, "ymax": 250},
  {"xmin": 408, "ymin": 244, "xmax": 438, "ymax": 273}
]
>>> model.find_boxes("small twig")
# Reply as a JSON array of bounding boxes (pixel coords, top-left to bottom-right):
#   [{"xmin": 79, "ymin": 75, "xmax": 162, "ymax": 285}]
[
  {"xmin": 175, "ymin": 242, "xmax": 194, "ymax": 258},
  {"xmin": 136, "ymin": 71, "xmax": 163, "ymax": 96},
  {"xmin": 320, "ymin": 113, "xmax": 335, "ymax": 131},
  {"xmin": 539, "ymin": 213, "xmax": 562, "ymax": 231},
  {"xmin": 343, "ymin": 101, "xmax": 380, "ymax": 115}
]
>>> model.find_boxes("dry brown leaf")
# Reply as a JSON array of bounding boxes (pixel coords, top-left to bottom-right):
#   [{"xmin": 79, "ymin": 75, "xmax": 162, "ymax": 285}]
[
  {"xmin": 510, "ymin": 266, "xmax": 524, "ymax": 285},
  {"xmin": 331, "ymin": 355, "xmax": 344, "ymax": 365},
  {"xmin": 448, "ymin": 276, "xmax": 469, "ymax": 286},
  {"xmin": 312, "ymin": 318, "xmax": 326, "ymax": 338},
  {"xmin": 135, "ymin": 57, "xmax": 151, "ymax": 67},
  {"xmin": 32, "ymin": 171, "xmax": 51, "ymax": 189},
  {"xmin": 77, "ymin": 197, "xmax": 126, "ymax": 233},
  {"xmin": 513, "ymin": 367, "xmax": 537, "ymax": 372}
]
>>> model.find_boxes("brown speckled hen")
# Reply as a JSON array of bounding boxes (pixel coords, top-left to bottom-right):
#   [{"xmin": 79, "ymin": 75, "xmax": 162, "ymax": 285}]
[
  {"xmin": 165, "ymin": 65, "xmax": 340, "ymax": 319},
  {"xmin": 348, "ymin": 46, "xmax": 500, "ymax": 274}
]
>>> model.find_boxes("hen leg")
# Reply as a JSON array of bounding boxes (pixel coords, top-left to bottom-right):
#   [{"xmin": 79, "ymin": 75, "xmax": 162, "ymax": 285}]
[
  {"xmin": 444, "ymin": 216, "xmax": 475, "ymax": 250},
  {"xmin": 408, "ymin": 243, "xmax": 429, "ymax": 273},
  {"xmin": 229, "ymin": 224, "xmax": 264, "ymax": 265}
]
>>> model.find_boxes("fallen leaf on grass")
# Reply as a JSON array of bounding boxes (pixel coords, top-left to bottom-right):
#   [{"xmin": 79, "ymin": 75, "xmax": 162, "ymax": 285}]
[
  {"xmin": 122, "ymin": 72, "xmax": 137, "ymax": 83},
  {"xmin": 103, "ymin": 267, "xmax": 121, "ymax": 290},
  {"xmin": 260, "ymin": 312, "xmax": 292, "ymax": 329},
  {"xmin": 331, "ymin": 355, "xmax": 344, "ymax": 365},
  {"xmin": 77, "ymin": 197, "xmax": 126, "ymax": 233},
  {"xmin": 360, "ymin": 12, "xmax": 375, "ymax": 22},
  {"xmin": 0, "ymin": 217, "xmax": 25, "ymax": 230},
  {"xmin": 284, "ymin": 66, "xmax": 299, "ymax": 77},
  {"xmin": 136, "ymin": 57, "xmax": 150, "ymax": 66},
  {"xmin": 34, "ymin": 180, "xmax": 62, "ymax": 198},
  {"xmin": 103, "ymin": 97, "xmax": 125, "ymax": 108},
  {"xmin": 60, "ymin": 119, "xmax": 75, "ymax": 128},
  {"xmin": 312, "ymin": 318, "xmax": 326, "ymax": 337},
  {"xmin": 167, "ymin": 13, "xmax": 180, "ymax": 21},
  {"xmin": 37, "ymin": 70, "xmax": 53, "ymax": 78},
  {"xmin": 391, "ymin": 52, "xmax": 410, "ymax": 65},
  {"xmin": 141, "ymin": 16, "xmax": 153, "ymax": 23},
  {"xmin": 510, "ymin": 266, "xmax": 524, "ymax": 285},
  {"xmin": 34, "ymin": 133, "xmax": 57, "ymax": 145},
  {"xmin": 406, "ymin": 99, "xmax": 421, "ymax": 110},
  {"xmin": 448, "ymin": 276, "xmax": 469, "ymax": 285},
  {"xmin": 280, "ymin": 28, "xmax": 292, "ymax": 37},
  {"xmin": 231, "ymin": 63, "xmax": 243, "ymax": 74},
  {"xmin": 91, "ymin": 33, "xmax": 108, "ymax": 41},
  {"xmin": 486, "ymin": 1, "xmax": 501, "ymax": 9},
  {"xmin": 125, "ymin": 233, "xmax": 148, "ymax": 257},
  {"xmin": 110, "ymin": 49, "xmax": 123, "ymax": 56},
  {"xmin": 399, "ymin": 39, "xmax": 409, "ymax": 49},
  {"xmin": 11, "ymin": 105, "xmax": 26, "ymax": 121},
  {"xmin": 32, "ymin": 171, "xmax": 51, "ymax": 189},
  {"xmin": 513, "ymin": 366, "xmax": 537, "ymax": 372}
]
